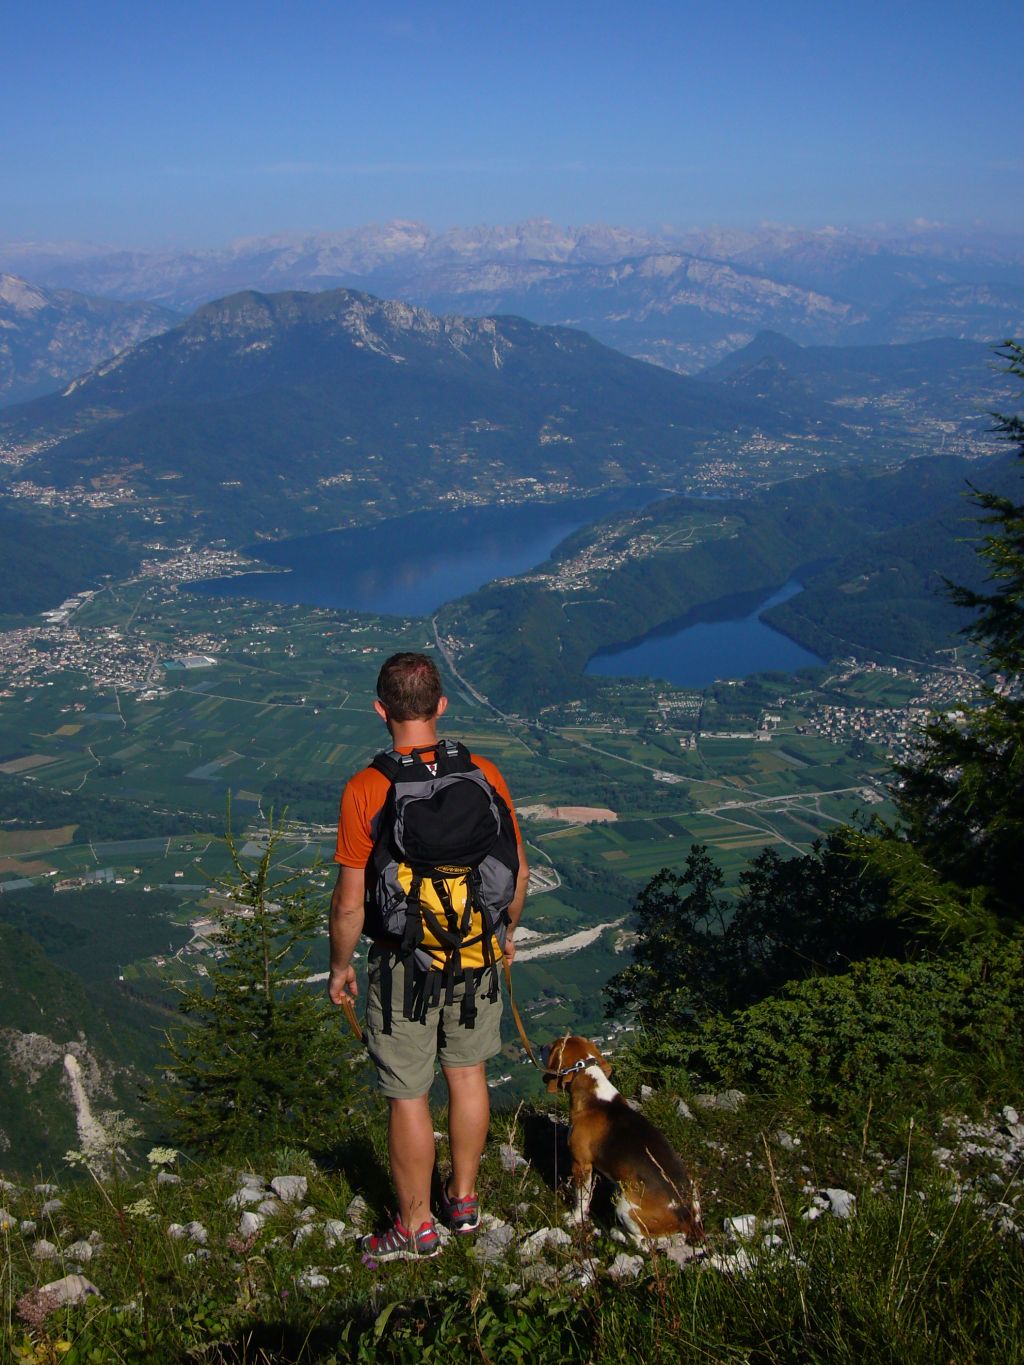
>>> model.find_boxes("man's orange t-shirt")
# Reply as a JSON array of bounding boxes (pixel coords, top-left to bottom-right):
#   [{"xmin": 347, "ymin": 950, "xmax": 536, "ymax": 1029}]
[{"xmin": 334, "ymin": 746, "xmax": 521, "ymax": 869}]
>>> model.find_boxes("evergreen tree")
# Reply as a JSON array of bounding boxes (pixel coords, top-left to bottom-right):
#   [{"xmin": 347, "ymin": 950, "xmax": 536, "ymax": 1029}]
[
  {"xmin": 157, "ymin": 821, "xmax": 362, "ymax": 1156},
  {"xmin": 728, "ymin": 831, "xmax": 906, "ymax": 997},
  {"xmin": 605, "ymin": 844, "xmax": 729, "ymax": 1029},
  {"xmin": 605, "ymin": 832, "xmax": 904, "ymax": 1030},
  {"xmin": 891, "ymin": 341, "xmax": 1024, "ymax": 926}
]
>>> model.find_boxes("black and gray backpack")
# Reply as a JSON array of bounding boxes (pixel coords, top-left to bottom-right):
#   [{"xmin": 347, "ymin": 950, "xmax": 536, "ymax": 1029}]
[{"xmin": 365, "ymin": 739, "xmax": 519, "ymax": 1030}]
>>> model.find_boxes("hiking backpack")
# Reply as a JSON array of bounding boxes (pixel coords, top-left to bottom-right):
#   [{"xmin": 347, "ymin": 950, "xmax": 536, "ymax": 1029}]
[{"xmin": 364, "ymin": 739, "xmax": 520, "ymax": 1030}]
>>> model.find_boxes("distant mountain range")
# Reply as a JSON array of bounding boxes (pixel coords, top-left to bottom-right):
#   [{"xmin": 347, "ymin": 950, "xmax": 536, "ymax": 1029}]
[
  {"xmin": 0, "ymin": 274, "xmax": 177, "ymax": 406},
  {"xmin": 0, "ymin": 286, "xmax": 820, "ymax": 541},
  {"xmin": 2, "ymin": 220, "xmax": 1022, "ymax": 385}
]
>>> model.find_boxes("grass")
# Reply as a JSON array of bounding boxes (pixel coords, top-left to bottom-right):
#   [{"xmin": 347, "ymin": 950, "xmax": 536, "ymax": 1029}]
[{"xmin": 3, "ymin": 1085, "xmax": 1022, "ymax": 1363}]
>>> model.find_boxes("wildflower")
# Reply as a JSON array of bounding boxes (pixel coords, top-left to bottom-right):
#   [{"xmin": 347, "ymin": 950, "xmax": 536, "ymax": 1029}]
[
  {"xmin": 124, "ymin": 1198, "xmax": 155, "ymax": 1219},
  {"xmin": 16, "ymin": 1287, "xmax": 62, "ymax": 1330},
  {"xmin": 146, "ymin": 1146, "xmax": 179, "ymax": 1168}
]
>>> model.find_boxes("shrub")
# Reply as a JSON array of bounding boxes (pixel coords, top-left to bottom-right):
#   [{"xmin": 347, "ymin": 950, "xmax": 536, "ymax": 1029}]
[{"xmin": 631, "ymin": 936, "xmax": 1024, "ymax": 1122}]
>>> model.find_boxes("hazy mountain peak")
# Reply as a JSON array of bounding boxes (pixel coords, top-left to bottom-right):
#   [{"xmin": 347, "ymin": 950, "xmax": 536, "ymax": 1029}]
[{"xmin": 0, "ymin": 273, "xmax": 49, "ymax": 313}]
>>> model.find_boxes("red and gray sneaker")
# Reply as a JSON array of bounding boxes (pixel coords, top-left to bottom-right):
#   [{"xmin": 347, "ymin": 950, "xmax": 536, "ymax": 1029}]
[
  {"xmin": 440, "ymin": 1180, "xmax": 480, "ymax": 1234},
  {"xmin": 361, "ymin": 1219, "xmax": 440, "ymax": 1263}
]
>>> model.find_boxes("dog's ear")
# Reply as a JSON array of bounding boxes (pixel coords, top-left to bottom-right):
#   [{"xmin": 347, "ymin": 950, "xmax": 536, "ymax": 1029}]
[
  {"xmin": 544, "ymin": 1072, "xmax": 561, "ymax": 1093},
  {"xmin": 599, "ymin": 1055, "xmax": 613, "ymax": 1078}
]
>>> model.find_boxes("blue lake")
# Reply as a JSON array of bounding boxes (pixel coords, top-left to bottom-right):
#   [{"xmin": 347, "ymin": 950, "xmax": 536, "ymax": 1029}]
[
  {"xmin": 189, "ymin": 488, "xmax": 657, "ymax": 617},
  {"xmin": 191, "ymin": 493, "xmax": 825, "ymax": 687},
  {"xmin": 586, "ymin": 580, "xmax": 824, "ymax": 689}
]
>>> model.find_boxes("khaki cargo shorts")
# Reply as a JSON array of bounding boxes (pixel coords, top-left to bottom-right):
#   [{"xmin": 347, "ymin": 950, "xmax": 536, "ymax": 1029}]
[{"xmin": 364, "ymin": 945, "xmax": 504, "ymax": 1100}]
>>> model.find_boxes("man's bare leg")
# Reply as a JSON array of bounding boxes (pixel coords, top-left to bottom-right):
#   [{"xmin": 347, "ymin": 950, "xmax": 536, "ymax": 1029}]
[
  {"xmin": 443, "ymin": 1062, "xmax": 490, "ymax": 1198},
  {"xmin": 387, "ymin": 1095, "xmax": 436, "ymax": 1230}
]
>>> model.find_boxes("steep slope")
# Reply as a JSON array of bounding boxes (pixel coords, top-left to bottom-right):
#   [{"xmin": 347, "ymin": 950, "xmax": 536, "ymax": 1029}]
[
  {"xmin": 0, "ymin": 923, "xmax": 161, "ymax": 1174},
  {"xmin": 0, "ymin": 287, "xmax": 816, "ymax": 540},
  {"xmin": 0, "ymin": 274, "xmax": 177, "ymax": 406},
  {"xmin": 0, "ymin": 502, "xmax": 137, "ymax": 618}
]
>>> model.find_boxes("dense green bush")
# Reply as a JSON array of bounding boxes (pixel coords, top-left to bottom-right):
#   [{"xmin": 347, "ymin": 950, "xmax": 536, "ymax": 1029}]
[{"xmin": 631, "ymin": 936, "xmax": 1024, "ymax": 1121}]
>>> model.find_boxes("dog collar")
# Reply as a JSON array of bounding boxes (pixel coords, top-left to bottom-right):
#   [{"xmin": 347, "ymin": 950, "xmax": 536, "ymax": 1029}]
[{"xmin": 554, "ymin": 1055, "xmax": 602, "ymax": 1079}]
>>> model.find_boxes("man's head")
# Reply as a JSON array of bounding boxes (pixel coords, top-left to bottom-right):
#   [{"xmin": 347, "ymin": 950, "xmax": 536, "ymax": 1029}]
[{"xmin": 375, "ymin": 652, "xmax": 445, "ymax": 722}]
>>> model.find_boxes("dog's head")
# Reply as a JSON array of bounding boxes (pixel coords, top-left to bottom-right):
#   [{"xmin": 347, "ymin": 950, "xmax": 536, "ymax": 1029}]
[{"xmin": 542, "ymin": 1035, "xmax": 612, "ymax": 1093}]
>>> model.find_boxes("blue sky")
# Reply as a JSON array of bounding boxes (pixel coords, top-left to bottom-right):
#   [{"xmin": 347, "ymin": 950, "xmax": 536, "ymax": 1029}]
[{"xmin": 4, "ymin": 0, "xmax": 1022, "ymax": 245}]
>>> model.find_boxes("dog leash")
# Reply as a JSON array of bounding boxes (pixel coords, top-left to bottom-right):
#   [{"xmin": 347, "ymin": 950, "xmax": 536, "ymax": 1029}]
[
  {"xmin": 503, "ymin": 957, "xmax": 543, "ymax": 1070},
  {"xmin": 340, "ymin": 995, "xmax": 363, "ymax": 1044}
]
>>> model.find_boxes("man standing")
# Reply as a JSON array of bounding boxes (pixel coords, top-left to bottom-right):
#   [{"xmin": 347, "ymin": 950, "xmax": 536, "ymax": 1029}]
[{"xmin": 329, "ymin": 652, "xmax": 528, "ymax": 1260}]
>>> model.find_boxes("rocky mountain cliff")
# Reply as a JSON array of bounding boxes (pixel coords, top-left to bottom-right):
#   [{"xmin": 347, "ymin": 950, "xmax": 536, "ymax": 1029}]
[
  {"xmin": 0, "ymin": 924, "xmax": 156, "ymax": 1173},
  {"xmin": 0, "ymin": 275, "xmax": 177, "ymax": 406}
]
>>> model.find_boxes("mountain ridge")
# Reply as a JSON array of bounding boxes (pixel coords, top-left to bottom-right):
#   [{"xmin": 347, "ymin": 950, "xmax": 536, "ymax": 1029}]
[{"xmin": 4, "ymin": 220, "xmax": 1022, "ymax": 375}]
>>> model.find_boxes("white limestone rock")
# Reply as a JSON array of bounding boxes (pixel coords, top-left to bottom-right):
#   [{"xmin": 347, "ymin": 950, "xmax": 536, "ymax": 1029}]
[
  {"xmin": 297, "ymin": 1269, "xmax": 329, "ymax": 1291},
  {"xmin": 20, "ymin": 1220, "xmax": 37, "ymax": 1236},
  {"xmin": 675, "ymin": 1099, "xmax": 694, "ymax": 1120},
  {"xmin": 292, "ymin": 1223, "xmax": 316, "ymax": 1246},
  {"xmin": 40, "ymin": 1199, "xmax": 64, "ymax": 1218},
  {"xmin": 722, "ymin": 1216, "xmax": 750, "ymax": 1244},
  {"xmin": 39, "ymin": 1274, "xmax": 101, "ymax": 1306},
  {"xmin": 239, "ymin": 1211, "xmax": 265, "ymax": 1237},
  {"xmin": 237, "ymin": 1171, "xmax": 267, "ymax": 1190},
  {"xmin": 226, "ymin": 1187, "xmax": 264, "ymax": 1209},
  {"xmin": 185, "ymin": 1220, "xmax": 208, "ymax": 1244},
  {"xmin": 775, "ymin": 1129, "xmax": 800, "ymax": 1150},
  {"xmin": 802, "ymin": 1188, "xmax": 856, "ymax": 1221},
  {"xmin": 607, "ymin": 1252, "xmax": 645, "ymax": 1281},
  {"xmin": 258, "ymin": 1199, "xmax": 284, "ymax": 1217},
  {"xmin": 270, "ymin": 1175, "xmax": 307, "ymax": 1204},
  {"xmin": 640, "ymin": 1085, "xmax": 654, "ymax": 1101},
  {"xmin": 499, "ymin": 1143, "xmax": 529, "ymax": 1172},
  {"xmin": 473, "ymin": 1218, "xmax": 515, "ymax": 1263},
  {"xmin": 323, "ymin": 1220, "xmax": 347, "ymax": 1248},
  {"xmin": 33, "ymin": 1239, "xmax": 59, "ymax": 1260},
  {"xmin": 520, "ymin": 1226, "xmax": 572, "ymax": 1260},
  {"xmin": 297, "ymin": 1205, "xmax": 317, "ymax": 1222},
  {"xmin": 708, "ymin": 1249, "xmax": 756, "ymax": 1275},
  {"xmin": 662, "ymin": 1239, "xmax": 703, "ymax": 1269},
  {"xmin": 66, "ymin": 1240, "xmax": 94, "ymax": 1263},
  {"xmin": 822, "ymin": 1188, "xmax": 856, "ymax": 1219},
  {"xmin": 156, "ymin": 1172, "xmax": 182, "ymax": 1186},
  {"xmin": 694, "ymin": 1090, "xmax": 746, "ymax": 1113}
]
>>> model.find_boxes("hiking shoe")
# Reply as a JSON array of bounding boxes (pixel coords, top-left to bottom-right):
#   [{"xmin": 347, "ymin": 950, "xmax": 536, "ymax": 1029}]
[
  {"xmin": 361, "ymin": 1219, "xmax": 440, "ymax": 1263},
  {"xmin": 440, "ymin": 1180, "xmax": 480, "ymax": 1234}
]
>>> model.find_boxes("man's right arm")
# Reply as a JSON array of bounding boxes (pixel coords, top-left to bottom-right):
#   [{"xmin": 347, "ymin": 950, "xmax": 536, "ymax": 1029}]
[{"xmin": 328, "ymin": 864, "xmax": 365, "ymax": 1004}]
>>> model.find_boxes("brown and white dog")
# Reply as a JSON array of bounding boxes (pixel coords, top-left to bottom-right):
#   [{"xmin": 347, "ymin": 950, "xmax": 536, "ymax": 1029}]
[{"xmin": 544, "ymin": 1034, "xmax": 704, "ymax": 1245}]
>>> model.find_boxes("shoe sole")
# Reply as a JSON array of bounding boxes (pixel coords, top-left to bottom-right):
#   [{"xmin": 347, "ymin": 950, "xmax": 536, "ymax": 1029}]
[{"xmin": 361, "ymin": 1237, "xmax": 441, "ymax": 1262}]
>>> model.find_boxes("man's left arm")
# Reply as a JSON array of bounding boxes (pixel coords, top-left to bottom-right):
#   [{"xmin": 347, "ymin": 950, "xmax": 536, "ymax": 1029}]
[
  {"xmin": 328, "ymin": 864, "xmax": 365, "ymax": 1004},
  {"xmin": 503, "ymin": 840, "xmax": 529, "ymax": 964}
]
